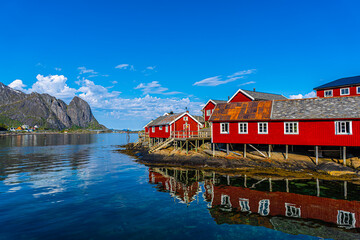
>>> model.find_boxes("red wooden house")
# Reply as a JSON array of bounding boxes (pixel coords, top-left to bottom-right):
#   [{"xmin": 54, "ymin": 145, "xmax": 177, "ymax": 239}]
[
  {"xmin": 147, "ymin": 112, "xmax": 204, "ymax": 139},
  {"xmin": 202, "ymin": 100, "xmax": 226, "ymax": 122},
  {"xmin": 209, "ymin": 94, "xmax": 360, "ymax": 159},
  {"xmin": 315, "ymin": 75, "xmax": 360, "ymax": 98}
]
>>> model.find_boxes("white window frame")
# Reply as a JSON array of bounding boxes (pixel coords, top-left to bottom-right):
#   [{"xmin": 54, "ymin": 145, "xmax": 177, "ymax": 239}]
[
  {"xmin": 183, "ymin": 116, "xmax": 188, "ymax": 121},
  {"xmin": 206, "ymin": 109, "xmax": 211, "ymax": 116},
  {"xmin": 335, "ymin": 121, "xmax": 352, "ymax": 135},
  {"xmin": 238, "ymin": 122, "xmax": 248, "ymax": 134},
  {"xmin": 284, "ymin": 122, "xmax": 299, "ymax": 134},
  {"xmin": 258, "ymin": 122, "xmax": 268, "ymax": 134},
  {"xmin": 239, "ymin": 198, "xmax": 250, "ymax": 212},
  {"xmin": 337, "ymin": 210, "xmax": 356, "ymax": 229},
  {"xmin": 340, "ymin": 88, "xmax": 350, "ymax": 96},
  {"xmin": 220, "ymin": 123, "xmax": 229, "ymax": 134},
  {"xmin": 258, "ymin": 199, "xmax": 270, "ymax": 216},
  {"xmin": 159, "ymin": 126, "xmax": 163, "ymax": 130},
  {"xmin": 324, "ymin": 90, "xmax": 333, "ymax": 97},
  {"xmin": 285, "ymin": 203, "xmax": 301, "ymax": 218},
  {"xmin": 165, "ymin": 126, "xmax": 168, "ymax": 132},
  {"xmin": 220, "ymin": 194, "xmax": 232, "ymax": 211},
  {"xmin": 357, "ymin": 87, "xmax": 360, "ymax": 94},
  {"xmin": 152, "ymin": 127, "xmax": 155, "ymax": 133}
]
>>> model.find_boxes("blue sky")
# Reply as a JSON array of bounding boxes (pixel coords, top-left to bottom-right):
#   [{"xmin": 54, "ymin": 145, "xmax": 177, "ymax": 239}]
[{"xmin": 1, "ymin": 0, "xmax": 360, "ymax": 129}]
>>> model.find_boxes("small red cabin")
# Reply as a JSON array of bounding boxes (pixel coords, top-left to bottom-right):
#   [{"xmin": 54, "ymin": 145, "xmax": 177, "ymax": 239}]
[
  {"xmin": 202, "ymin": 100, "xmax": 226, "ymax": 122},
  {"xmin": 315, "ymin": 75, "xmax": 360, "ymax": 98},
  {"xmin": 228, "ymin": 89, "xmax": 287, "ymax": 103},
  {"xmin": 147, "ymin": 112, "xmax": 204, "ymax": 139}
]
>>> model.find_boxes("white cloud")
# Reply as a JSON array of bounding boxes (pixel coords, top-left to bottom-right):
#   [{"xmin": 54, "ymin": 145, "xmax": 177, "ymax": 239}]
[
  {"xmin": 146, "ymin": 66, "xmax": 156, "ymax": 70},
  {"xmin": 28, "ymin": 74, "xmax": 77, "ymax": 99},
  {"xmin": 78, "ymin": 66, "xmax": 98, "ymax": 75},
  {"xmin": 9, "ymin": 79, "xmax": 27, "ymax": 92},
  {"xmin": 238, "ymin": 81, "xmax": 256, "ymax": 86},
  {"xmin": 54, "ymin": 67, "xmax": 62, "ymax": 71},
  {"xmin": 193, "ymin": 76, "xmax": 241, "ymax": 86},
  {"xmin": 115, "ymin": 64, "xmax": 135, "ymax": 71},
  {"xmin": 135, "ymin": 81, "xmax": 181, "ymax": 95},
  {"xmin": 112, "ymin": 81, "xmax": 118, "ymax": 84},
  {"xmin": 194, "ymin": 69, "xmax": 256, "ymax": 87},
  {"xmin": 228, "ymin": 69, "xmax": 256, "ymax": 78},
  {"xmin": 289, "ymin": 91, "xmax": 316, "ymax": 99}
]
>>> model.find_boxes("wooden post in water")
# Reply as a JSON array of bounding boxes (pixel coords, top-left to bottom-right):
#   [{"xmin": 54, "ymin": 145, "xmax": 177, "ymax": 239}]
[
  {"xmin": 268, "ymin": 144, "xmax": 271, "ymax": 158},
  {"xmin": 244, "ymin": 144, "xmax": 247, "ymax": 158},
  {"xmin": 343, "ymin": 146, "xmax": 346, "ymax": 166},
  {"xmin": 315, "ymin": 146, "xmax": 319, "ymax": 165},
  {"xmin": 226, "ymin": 143, "xmax": 229, "ymax": 155}
]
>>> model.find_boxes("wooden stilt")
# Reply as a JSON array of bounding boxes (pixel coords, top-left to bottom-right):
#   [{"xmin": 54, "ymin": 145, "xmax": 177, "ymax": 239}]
[
  {"xmin": 244, "ymin": 144, "xmax": 247, "ymax": 158},
  {"xmin": 316, "ymin": 178, "xmax": 320, "ymax": 197},
  {"xmin": 226, "ymin": 143, "xmax": 229, "ymax": 155},
  {"xmin": 286, "ymin": 179, "xmax": 289, "ymax": 193},
  {"xmin": 269, "ymin": 178, "xmax": 272, "ymax": 192},
  {"xmin": 227, "ymin": 175, "xmax": 230, "ymax": 185},
  {"xmin": 244, "ymin": 174, "xmax": 247, "ymax": 187},
  {"xmin": 343, "ymin": 146, "xmax": 346, "ymax": 166},
  {"xmin": 268, "ymin": 144, "xmax": 271, "ymax": 158},
  {"xmin": 285, "ymin": 145, "xmax": 288, "ymax": 160},
  {"xmin": 315, "ymin": 146, "xmax": 319, "ymax": 165},
  {"xmin": 213, "ymin": 143, "xmax": 215, "ymax": 157},
  {"xmin": 186, "ymin": 141, "xmax": 188, "ymax": 155},
  {"xmin": 344, "ymin": 181, "xmax": 347, "ymax": 200}
]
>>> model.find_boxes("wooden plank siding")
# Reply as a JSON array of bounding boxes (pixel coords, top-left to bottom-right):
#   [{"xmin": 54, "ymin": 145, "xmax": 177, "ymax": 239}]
[
  {"xmin": 317, "ymin": 86, "xmax": 360, "ymax": 98},
  {"xmin": 203, "ymin": 101, "xmax": 216, "ymax": 121}
]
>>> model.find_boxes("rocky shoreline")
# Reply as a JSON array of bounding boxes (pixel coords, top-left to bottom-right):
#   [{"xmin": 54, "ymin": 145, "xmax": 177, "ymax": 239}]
[{"xmin": 118, "ymin": 143, "xmax": 360, "ymax": 181}]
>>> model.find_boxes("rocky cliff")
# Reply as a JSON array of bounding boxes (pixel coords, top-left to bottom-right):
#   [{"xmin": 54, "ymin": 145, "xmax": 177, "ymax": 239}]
[{"xmin": 0, "ymin": 82, "xmax": 106, "ymax": 130}]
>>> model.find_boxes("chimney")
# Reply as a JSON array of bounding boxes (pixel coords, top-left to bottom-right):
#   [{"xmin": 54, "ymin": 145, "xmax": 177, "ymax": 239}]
[{"xmin": 253, "ymin": 88, "xmax": 256, "ymax": 92}]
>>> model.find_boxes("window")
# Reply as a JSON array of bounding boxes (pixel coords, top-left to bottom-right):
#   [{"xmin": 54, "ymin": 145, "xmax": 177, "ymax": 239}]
[
  {"xmin": 238, "ymin": 122, "xmax": 248, "ymax": 134},
  {"xmin": 258, "ymin": 199, "xmax": 270, "ymax": 216},
  {"xmin": 335, "ymin": 121, "xmax": 352, "ymax": 135},
  {"xmin": 239, "ymin": 198, "xmax": 250, "ymax": 212},
  {"xmin": 206, "ymin": 110, "xmax": 212, "ymax": 116},
  {"xmin": 184, "ymin": 116, "xmax": 188, "ymax": 121},
  {"xmin": 340, "ymin": 88, "xmax": 350, "ymax": 95},
  {"xmin": 284, "ymin": 122, "xmax": 299, "ymax": 134},
  {"xmin": 324, "ymin": 90, "xmax": 333, "ymax": 97},
  {"xmin": 258, "ymin": 122, "xmax": 268, "ymax": 134},
  {"xmin": 165, "ymin": 126, "xmax": 168, "ymax": 132},
  {"xmin": 285, "ymin": 203, "xmax": 301, "ymax": 218},
  {"xmin": 357, "ymin": 87, "xmax": 360, "ymax": 94},
  {"xmin": 220, "ymin": 194, "xmax": 232, "ymax": 211},
  {"xmin": 152, "ymin": 127, "xmax": 155, "ymax": 133},
  {"xmin": 159, "ymin": 126, "xmax": 163, "ymax": 130},
  {"xmin": 220, "ymin": 123, "xmax": 229, "ymax": 134},
  {"xmin": 337, "ymin": 210, "xmax": 356, "ymax": 229}
]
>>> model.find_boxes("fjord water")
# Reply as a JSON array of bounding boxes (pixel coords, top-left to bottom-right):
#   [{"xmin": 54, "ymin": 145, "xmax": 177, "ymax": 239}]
[{"xmin": 0, "ymin": 134, "xmax": 358, "ymax": 240}]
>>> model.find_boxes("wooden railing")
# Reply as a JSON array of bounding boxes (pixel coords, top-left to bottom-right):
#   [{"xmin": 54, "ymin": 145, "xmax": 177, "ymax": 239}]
[
  {"xmin": 138, "ymin": 132, "xmax": 149, "ymax": 138},
  {"xmin": 171, "ymin": 130, "xmax": 211, "ymax": 139}
]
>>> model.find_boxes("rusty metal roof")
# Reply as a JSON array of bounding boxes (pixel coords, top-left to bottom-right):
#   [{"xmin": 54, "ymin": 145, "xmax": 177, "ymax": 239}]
[{"xmin": 209, "ymin": 101, "xmax": 272, "ymax": 122}]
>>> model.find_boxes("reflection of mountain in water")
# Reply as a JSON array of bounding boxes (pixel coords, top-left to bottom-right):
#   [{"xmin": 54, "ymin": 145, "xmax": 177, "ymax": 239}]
[
  {"xmin": 0, "ymin": 134, "xmax": 96, "ymax": 147},
  {"xmin": 149, "ymin": 167, "xmax": 360, "ymax": 239}
]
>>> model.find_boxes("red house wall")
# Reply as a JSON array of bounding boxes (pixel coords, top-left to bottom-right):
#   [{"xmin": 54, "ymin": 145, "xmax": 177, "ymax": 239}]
[
  {"xmin": 145, "ymin": 127, "xmax": 149, "ymax": 133},
  {"xmin": 203, "ymin": 102, "xmax": 216, "ymax": 121},
  {"xmin": 212, "ymin": 120, "xmax": 360, "ymax": 146},
  {"xmin": 229, "ymin": 92, "xmax": 252, "ymax": 103},
  {"xmin": 172, "ymin": 114, "xmax": 201, "ymax": 138},
  {"xmin": 209, "ymin": 184, "xmax": 360, "ymax": 228},
  {"xmin": 317, "ymin": 86, "xmax": 360, "ymax": 98},
  {"xmin": 149, "ymin": 125, "xmax": 171, "ymax": 138}
]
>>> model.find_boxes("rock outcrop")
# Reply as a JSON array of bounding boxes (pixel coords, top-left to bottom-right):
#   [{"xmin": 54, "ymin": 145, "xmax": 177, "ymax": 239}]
[{"xmin": 0, "ymin": 82, "xmax": 106, "ymax": 130}]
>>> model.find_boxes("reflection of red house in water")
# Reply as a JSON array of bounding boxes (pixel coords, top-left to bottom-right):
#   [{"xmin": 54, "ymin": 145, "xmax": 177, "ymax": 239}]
[
  {"xmin": 149, "ymin": 169, "xmax": 201, "ymax": 204},
  {"xmin": 204, "ymin": 180, "xmax": 359, "ymax": 229}
]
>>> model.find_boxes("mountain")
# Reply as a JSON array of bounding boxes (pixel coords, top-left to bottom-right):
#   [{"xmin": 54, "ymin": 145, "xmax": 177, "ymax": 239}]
[{"xmin": 0, "ymin": 82, "xmax": 106, "ymax": 130}]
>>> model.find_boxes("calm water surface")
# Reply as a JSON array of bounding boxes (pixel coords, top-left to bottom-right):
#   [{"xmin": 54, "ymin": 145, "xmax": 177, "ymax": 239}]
[{"xmin": 0, "ymin": 133, "xmax": 359, "ymax": 240}]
